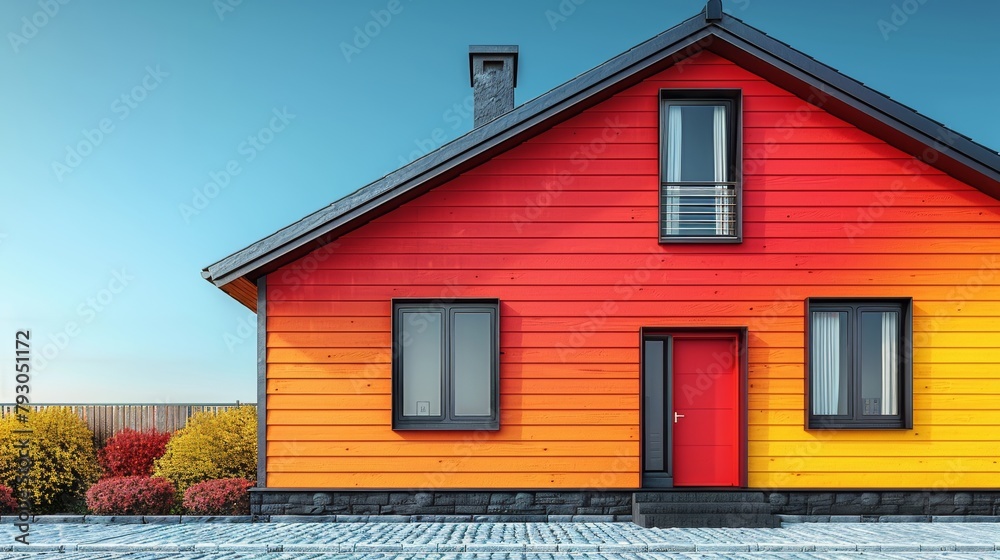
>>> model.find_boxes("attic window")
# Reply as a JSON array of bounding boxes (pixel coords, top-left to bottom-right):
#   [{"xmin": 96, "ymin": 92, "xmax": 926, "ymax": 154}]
[{"xmin": 660, "ymin": 90, "xmax": 742, "ymax": 242}]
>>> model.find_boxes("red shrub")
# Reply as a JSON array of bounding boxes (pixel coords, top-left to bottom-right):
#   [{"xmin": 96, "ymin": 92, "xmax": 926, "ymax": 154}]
[
  {"xmin": 98, "ymin": 429, "xmax": 171, "ymax": 478},
  {"xmin": 0, "ymin": 485, "xmax": 17, "ymax": 513},
  {"xmin": 183, "ymin": 478, "xmax": 254, "ymax": 515},
  {"xmin": 85, "ymin": 476, "xmax": 176, "ymax": 515}
]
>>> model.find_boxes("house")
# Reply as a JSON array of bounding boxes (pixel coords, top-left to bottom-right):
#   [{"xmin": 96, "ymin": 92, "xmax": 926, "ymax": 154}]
[{"xmin": 203, "ymin": 0, "xmax": 1000, "ymax": 526}]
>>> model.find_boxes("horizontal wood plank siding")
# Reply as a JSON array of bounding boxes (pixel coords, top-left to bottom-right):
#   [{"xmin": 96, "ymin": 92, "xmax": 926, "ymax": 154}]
[{"xmin": 266, "ymin": 52, "xmax": 1000, "ymax": 489}]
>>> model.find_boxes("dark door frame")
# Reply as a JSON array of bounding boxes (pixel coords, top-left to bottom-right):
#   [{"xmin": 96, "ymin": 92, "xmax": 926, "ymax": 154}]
[
  {"xmin": 641, "ymin": 334, "xmax": 674, "ymax": 488},
  {"xmin": 639, "ymin": 326, "xmax": 749, "ymax": 489}
]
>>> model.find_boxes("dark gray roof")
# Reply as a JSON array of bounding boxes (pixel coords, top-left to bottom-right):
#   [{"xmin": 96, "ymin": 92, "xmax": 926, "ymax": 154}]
[{"xmin": 202, "ymin": 5, "xmax": 1000, "ymax": 291}]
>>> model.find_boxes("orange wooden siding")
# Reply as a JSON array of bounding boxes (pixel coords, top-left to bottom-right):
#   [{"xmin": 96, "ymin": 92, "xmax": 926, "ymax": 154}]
[{"xmin": 266, "ymin": 51, "xmax": 1000, "ymax": 489}]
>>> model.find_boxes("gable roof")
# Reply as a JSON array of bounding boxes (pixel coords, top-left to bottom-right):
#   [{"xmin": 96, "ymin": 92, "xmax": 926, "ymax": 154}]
[{"xmin": 203, "ymin": 3, "xmax": 1000, "ymax": 310}]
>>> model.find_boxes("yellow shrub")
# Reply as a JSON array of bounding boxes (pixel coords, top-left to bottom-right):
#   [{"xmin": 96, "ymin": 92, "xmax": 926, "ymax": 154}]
[
  {"xmin": 153, "ymin": 406, "xmax": 256, "ymax": 492},
  {"xmin": 0, "ymin": 408, "xmax": 100, "ymax": 513}
]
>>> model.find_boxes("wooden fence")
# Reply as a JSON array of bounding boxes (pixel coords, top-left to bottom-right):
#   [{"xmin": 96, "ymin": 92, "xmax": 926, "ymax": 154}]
[{"xmin": 0, "ymin": 403, "xmax": 255, "ymax": 447}]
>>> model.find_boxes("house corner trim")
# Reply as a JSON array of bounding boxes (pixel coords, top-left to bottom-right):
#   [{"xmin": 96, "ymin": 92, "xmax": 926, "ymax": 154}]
[{"xmin": 256, "ymin": 275, "xmax": 267, "ymax": 488}]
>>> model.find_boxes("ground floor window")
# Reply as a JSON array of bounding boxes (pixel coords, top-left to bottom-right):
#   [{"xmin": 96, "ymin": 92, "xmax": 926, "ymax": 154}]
[
  {"xmin": 806, "ymin": 298, "xmax": 912, "ymax": 429},
  {"xmin": 392, "ymin": 299, "xmax": 500, "ymax": 430}
]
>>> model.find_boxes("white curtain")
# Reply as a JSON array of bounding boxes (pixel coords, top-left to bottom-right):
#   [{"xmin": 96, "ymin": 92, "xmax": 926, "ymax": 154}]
[
  {"xmin": 881, "ymin": 312, "xmax": 898, "ymax": 415},
  {"xmin": 812, "ymin": 312, "xmax": 841, "ymax": 415},
  {"xmin": 712, "ymin": 105, "xmax": 729, "ymax": 235},
  {"xmin": 665, "ymin": 106, "xmax": 683, "ymax": 235}
]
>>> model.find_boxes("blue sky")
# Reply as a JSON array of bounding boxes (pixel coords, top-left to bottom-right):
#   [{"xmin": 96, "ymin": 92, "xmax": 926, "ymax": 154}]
[{"xmin": 1, "ymin": 0, "xmax": 998, "ymax": 403}]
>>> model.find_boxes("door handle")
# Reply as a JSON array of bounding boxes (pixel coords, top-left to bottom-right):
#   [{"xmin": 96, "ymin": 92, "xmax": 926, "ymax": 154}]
[{"xmin": 674, "ymin": 412, "xmax": 685, "ymax": 423}]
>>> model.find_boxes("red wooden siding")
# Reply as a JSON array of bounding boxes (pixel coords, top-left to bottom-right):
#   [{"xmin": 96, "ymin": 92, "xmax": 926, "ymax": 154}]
[{"xmin": 266, "ymin": 51, "xmax": 1000, "ymax": 489}]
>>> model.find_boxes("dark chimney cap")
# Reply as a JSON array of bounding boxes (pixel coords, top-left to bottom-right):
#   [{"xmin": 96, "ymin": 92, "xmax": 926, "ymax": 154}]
[
  {"xmin": 469, "ymin": 45, "xmax": 519, "ymax": 87},
  {"xmin": 705, "ymin": 0, "xmax": 723, "ymax": 22}
]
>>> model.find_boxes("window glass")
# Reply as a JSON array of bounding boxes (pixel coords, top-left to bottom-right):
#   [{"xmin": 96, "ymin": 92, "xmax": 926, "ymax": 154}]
[
  {"xmin": 401, "ymin": 311, "xmax": 442, "ymax": 417},
  {"xmin": 671, "ymin": 104, "xmax": 725, "ymax": 182},
  {"xmin": 643, "ymin": 339, "xmax": 665, "ymax": 471},
  {"xmin": 811, "ymin": 311, "xmax": 848, "ymax": 416},
  {"xmin": 860, "ymin": 311, "xmax": 898, "ymax": 415},
  {"xmin": 453, "ymin": 311, "xmax": 492, "ymax": 416}
]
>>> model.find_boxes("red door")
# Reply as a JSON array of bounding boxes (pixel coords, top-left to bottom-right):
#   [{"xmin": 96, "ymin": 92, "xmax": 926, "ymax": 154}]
[
  {"xmin": 643, "ymin": 332, "xmax": 740, "ymax": 487},
  {"xmin": 672, "ymin": 335, "xmax": 739, "ymax": 486}
]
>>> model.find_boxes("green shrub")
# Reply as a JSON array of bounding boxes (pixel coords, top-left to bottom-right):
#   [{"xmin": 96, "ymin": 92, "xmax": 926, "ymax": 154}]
[
  {"xmin": 153, "ymin": 406, "xmax": 256, "ymax": 492},
  {"xmin": 0, "ymin": 408, "xmax": 100, "ymax": 513}
]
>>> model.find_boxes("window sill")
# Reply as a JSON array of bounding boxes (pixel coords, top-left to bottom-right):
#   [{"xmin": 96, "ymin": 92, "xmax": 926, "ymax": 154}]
[
  {"xmin": 807, "ymin": 421, "xmax": 910, "ymax": 430},
  {"xmin": 393, "ymin": 421, "xmax": 500, "ymax": 431},
  {"xmin": 659, "ymin": 236, "xmax": 742, "ymax": 244}
]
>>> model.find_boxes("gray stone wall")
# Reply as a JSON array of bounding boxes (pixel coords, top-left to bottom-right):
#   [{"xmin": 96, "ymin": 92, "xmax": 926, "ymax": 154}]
[
  {"xmin": 251, "ymin": 490, "xmax": 1000, "ymax": 522},
  {"xmin": 768, "ymin": 491, "xmax": 1000, "ymax": 517},
  {"xmin": 250, "ymin": 490, "xmax": 633, "ymax": 522}
]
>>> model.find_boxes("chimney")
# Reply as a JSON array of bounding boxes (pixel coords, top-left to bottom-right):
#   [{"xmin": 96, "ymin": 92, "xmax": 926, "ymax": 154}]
[
  {"xmin": 469, "ymin": 45, "xmax": 518, "ymax": 128},
  {"xmin": 704, "ymin": 0, "xmax": 723, "ymax": 22}
]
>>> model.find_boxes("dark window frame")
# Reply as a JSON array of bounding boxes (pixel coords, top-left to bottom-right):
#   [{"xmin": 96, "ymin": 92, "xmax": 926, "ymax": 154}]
[
  {"xmin": 391, "ymin": 298, "xmax": 500, "ymax": 431},
  {"xmin": 805, "ymin": 297, "xmax": 913, "ymax": 430},
  {"xmin": 659, "ymin": 89, "xmax": 743, "ymax": 244}
]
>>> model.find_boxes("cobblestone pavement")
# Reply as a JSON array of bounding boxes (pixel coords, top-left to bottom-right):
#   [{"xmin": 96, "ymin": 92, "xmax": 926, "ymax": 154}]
[{"xmin": 0, "ymin": 522, "xmax": 998, "ymax": 558}]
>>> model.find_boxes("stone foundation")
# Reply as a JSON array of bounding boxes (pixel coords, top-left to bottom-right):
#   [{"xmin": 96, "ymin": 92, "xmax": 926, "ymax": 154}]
[
  {"xmin": 768, "ymin": 491, "xmax": 1000, "ymax": 517},
  {"xmin": 250, "ymin": 490, "xmax": 633, "ymax": 522},
  {"xmin": 250, "ymin": 489, "xmax": 1000, "ymax": 522}
]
